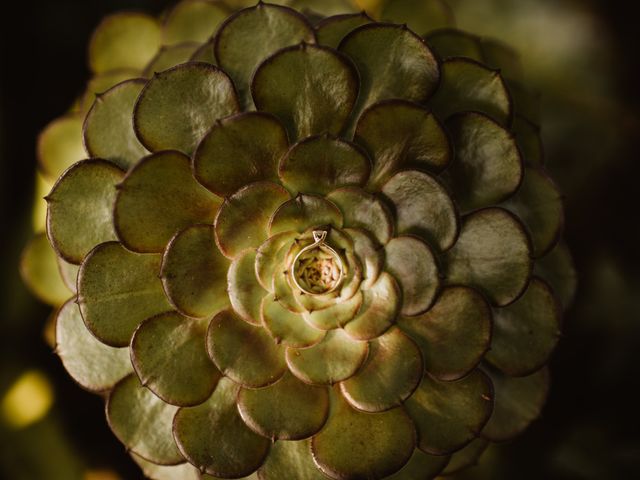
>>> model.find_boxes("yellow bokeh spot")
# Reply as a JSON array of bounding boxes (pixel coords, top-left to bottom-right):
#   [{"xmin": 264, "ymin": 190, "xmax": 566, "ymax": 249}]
[
  {"xmin": 84, "ymin": 470, "xmax": 122, "ymax": 480},
  {"xmin": 353, "ymin": 0, "xmax": 382, "ymax": 17},
  {"xmin": 1, "ymin": 370, "xmax": 54, "ymax": 429}
]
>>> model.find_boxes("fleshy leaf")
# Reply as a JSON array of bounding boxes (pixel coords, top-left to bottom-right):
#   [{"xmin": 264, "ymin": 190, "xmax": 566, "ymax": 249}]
[
  {"xmin": 47, "ymin": 159, "xmax": 124, "ymax": 264},
  {"xmin": 503, "ymin": 167, "xmax": 564, "ymax": 257},
  {"xmin": 215, "ymin": 181, "xmax": 290, "ymax": 259},
  {"xmin": 132, "ymin": 454, "xmax": 201, "ymax": 480},
  {"xmin": 57, "ymin": 257, "xmax": 80, "ymax": 293},
  {"xmin": 353, "ymin": 100, "xmax": 450, "ymax": 189},
  {"xmin": 163, "ymin": 0, "xmax": 229, "ymax": 45},
  {"xmin": 255, "ymin": 231, "xmax": 299, "ymax": 292},
  {"xmin": 405, "ymin": 370, "xmax": 493, "ymax": 455},
  {"xmin": 81, "ymin": 70, "xmax": 141, "ymax": 113},
  {"xmin": 399, "ymin": 286, "xmax": 492, "ymax": 381},
  {"xmin": 486, "ymin": 278, "xmax": 561, "ymax": 376},
  {"xmin": 238, "ymin": 372, "xmax": 329, "ymax": 440},
  {"xmin": 445, "ymin": 112, "xmax": 523, "ymax": 212},
  {"xmin": 189, "ymin": 40, "xmax": 216, "ymax": 64},
  {"xmin": 343, "ymin": 272, "xmax": 400, "ymax": 340},
  {"xmin": 20, "ymin": 233, "xmax": 72, "ymax": 306},
  {"xmin": 303, "ymin": 292, "xmax": 364, "ymax": 331},
  {"xmin": 379, "ymin": 0, "xmax": 454, "ymax": 34},
  {"xmin": 341, "ymin": 327, "xmax": 422, "ymax": 412},
  {"xmin": 382, "ymin": 170, "xmax": 458, "ymax": 251},
  {"xmin": 83, "ymin": 79, "xmax": 148, "ymax": 170},
  {"xmin": 339, "ymin": 24, "xmax": 439, "ymax": 122},
  {"xmin": 386, "ymin": 449, "xmax": 449, "ymax": 480},
  {"xmin": 258, "ymin": 439, "xmax": 327, "ymax": 480},
  {"xmin": 78, "ymin": 242, "xmax": 171, "ymax": 347},
  {"xmin": 316, "ymin": 13, "xmax": 372, "ymax": 49},
  {"xmin": 311, "ymin": 389, "xmax": 416, "ymax": 479},
  {"xmin": 345, "ymin": 227, "xmax": 383, "ymax": 288},
  {"xmin": 279, "ymin": 136, "xmax": 370, "ymax": 196},
  {"xmin": 143, "ymin": 43, "xmax": 202, "ymax": 77},
  {"xmin": 131, "ymin": 312, "xmax": 220, "ymax": 406},
  {"xmin": 133, "ymin": 62, "xmax": 239, "ymax": 154},
  {"xmin": 228, "ymin": 249, "xmax": 268, "ymax": 326},
  {"xmin": 206, "ymin": 309, "xmax": 286, "ymax": 388},
  {"xmin": 37, "ymin": 114, "xmax": 86, "ymax": 181},
  {"xmin": 482, "ymin": 367, "xmax": 549, "ymax": 442},
  {"xmin": 252, "ymin": 44, "xmax": 358, "ymax": 140},
  {"xmin": 215, "ymin": 2, "xmax": 315, "ymax": 106},
  {"xmin": 194, "ymin": 112, "xmax": 289, "ymax": 197},
  {"xmin": 161, "ymin": 224, "xmax": 230, "ymax": 319},
  {"xmin": 327, "ymin": 187, "xmax": 393, "ymax": 245},
  {"xmin": 173, "ymin": 378, "xmax": 270, "ymax": 478},
  {"xmin": 262, "ymin": 295, "xmax": 326, "ymax": 348},
  {"xmin": 55, "ymin": 299, "xmax": 132, "ymax": 392},
  {"xmin": 385, "ymin": 236, "xmax": 440, "ymax": 316},
  {"xmin": 444, "ymin": 208, "xmax": 532, "ymax": 307},
  {"xmin": 425, "ymin": 28, "xmax": 483, "ymax": 60},
  {"xmin": 481, "ymin": 38, "xmax": 524, "ymax": 82},
  {"xmin": 89, "ymin": 12, "xmax": 161, "ymax": 73},
  {"xmin": 509, "ymin": 80, "xmax": 540, "ymax": 125},
  {"xmin": 114, "ymin": 150, "xmax": 220, "ymax": 253},
  {"xmin": 440, "ymin": 438, "xmax": 489, "ymax": 475},
  {"xmin": 534, "ymin": 242, "xmax": 577, "ymax": 309},
  {"xmin": 430, "ymin": 58, "xmax": 512, "ymax": 125},
  {"xmin": 106, "ymin": 374, "xmax": 182, "ymax": 465},
  {"xmin": 269, "ymin": 194, "xmax": 343, "ymax": 236},
  {"xmin": 513, "ymin": 115, "xmax": 544, "ymax": 167},
  {"xmin": 286, "ymin": 329, "xmax": 368, "ymax": 385}
]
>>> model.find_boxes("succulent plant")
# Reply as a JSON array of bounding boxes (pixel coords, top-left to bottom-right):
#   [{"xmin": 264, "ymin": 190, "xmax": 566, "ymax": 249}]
[{"xmin": 20, "ymin": 0, "xmax": 577, "ymax": 478}]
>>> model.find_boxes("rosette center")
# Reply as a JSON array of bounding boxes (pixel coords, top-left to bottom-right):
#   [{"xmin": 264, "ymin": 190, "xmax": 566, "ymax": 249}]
[{"xmin": 291, "ymin": 230, "xmax": 345, "ymax": 296}]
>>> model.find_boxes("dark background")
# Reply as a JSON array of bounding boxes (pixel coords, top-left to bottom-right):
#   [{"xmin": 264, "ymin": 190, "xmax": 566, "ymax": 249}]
[{"xmin": 1, "ymin": 1, "xmax": 639, "ymax": 478}]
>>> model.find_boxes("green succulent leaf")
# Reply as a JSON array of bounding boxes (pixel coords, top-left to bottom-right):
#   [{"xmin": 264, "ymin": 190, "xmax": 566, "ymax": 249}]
[
  {"xmin": 508, "ymin": 80, "xmax": 540, "ymax": 125},
  {"xmin": 424, "ymin": 29, "xmax": 483, "ymax": 61},
  {"xmin": 258, "ymin": 439, "xmax": 327, "ymax": 480},
  {"xmin": 445, "ymin": 111, "xmax": 523, "ymax": 212},
  {"xmin": 399, "ymin": 286, "xmax": 492, "ymax": 381},
  {"xmin": 207, "ymin": 309, "xmax": 286, "ymax": 388},
  {"xmin": 269, "ymin": 194, "xmax": 343, "ymax": 235},
  {"xmin": 343, "ymin": 272, "xmax": 400, "ymax": 340},
  {"xmin": 482, "ymin": 367, "xmax": 549, "ymax": 442},
  {"xmin": 534, "ymin": 242, "xmax": 577, "ymax": 309},
  {"xmin": 253, "ymin": 44, "xmax": 359, "ymax": 140},
  {"xmin": 444, "ymin": 208, "xmax": 532, "ymax": 306},
  {"xmin": 303, "ymin": 292, "xmax": 364, "ymax": 331},
  {"xmin": 20, "ymin": 233, "xmax": 72, "ymax": 306},
  {"xmin": 286, "ymin": 329, "xmax": 368, "ymax": 385},
  {"xmin": 163, "ymin": 0, "xmax": 229, "ymax": 45},
  {"xmin": 513, "ymin": 115, "xmax": 544, "ymax": 167},
  {"xmin": 173, "ymin": 377, "xmax": 270, "ymax": 478},
  {"xmin": 430, "ymin": 58, "xmax": 512, "ymax": 125},
  {"xmin": 279, "ymin": 136, "xmax": 370, "ymax": 196},
  {"xmin": 47, "ymin": 159, "xmax": 124, "ymax": 264},
  {"xmin": 311, "ymin": 389, "xmax": 416, "ymax": 479},
  {"xmin": 107, "ymin": 374, "xmax": 182, "ymax": 465},
  {"xmin": 382, "ymin": 170, "xmax": 458, "ymax": 251},
  {"xmin": 345, "ymin": 227, "xmax": 383, "ymax": 288},
  {"xmin": 143, "ymin": 43, "xmax": 202, "ymax": 77},
  {"xmin": 353, "ymin": 100, "xmax": 450, "ymax": 189},
  {"xmin": 132, "ymin": 454, "xmax": 201, "ymax": 480},
  {"xmin": 215, "ymin": 181, "xmax": 290, "ymax": 258},
  {"xmin": 55, "ymin": 299, "xmax": 132, "ymax": 392},
  {"xmin": 161, "ymin": 224, "xmax": 230, "ymax": 319},
  {"xmin": 115, "ymin": 150, "xmax": 220, "ymax": 253},
  {"xmin": 339, "ymin": 24, "xmax": 440, "ymax": 125},
  {"xmin": 81, "ymin": 70, "xmax": 141, "ymax": 113},
  {"xmin": 37, "ymin": 114, "xmax": 86, "ymax": 181},
  {"xmin": 503, "ymin": 167, "xmax": 564, "ymax": 257},
  {"xmin": 77, "ymin": 242, "xmax": 171, "ymax": 347},
  {"xmin": 341, "ymin": 327, "xmax": 422, "ymax": 413},
  {"xmin": 316, "ymin": 13, "xmax": 372, "ymax": 49},
  {"xmin": 261, "ymin": 294, "xmax": 326, "ymax": 347},
  {"xmin": 89, "ymin": 12, "xmax": 161, "ymax": 74},
  {"xmin": 189, "ymin": 40, "xmax": 216, "ymax": 64},
  {"xmin": 385, "ymin": 236, "xmax": 440, "ymax": 316},
  {"xmin": 133, "ymin": 62, "xmax": 240, "ymax": 154},
  {"xmin": 194, "ymin": 112, "xmax": 289, "ymax": 197},
  {"xmin": 83, "ymin": 79, "xmax": 149, "ymax": 170},
  {"xmin": 131, "ymin": 312, "xmax": 220, "ymax": 407},
  {"xmin": 486, "ymin": 278, "xmax": 561, "ymax": 376},
  {"xmin": 440, "ymin": 438, "xmax": 489, "ymax": 476},
  {"xmin": 215, "ymin": 2, "xmax": 315, "ymax": 106},
  {"xmin": 228, "ymin": 249, "xmax": 269, "ymax": 326},
  {"xmin": 480, "ymin": 39, "xmax": 523, "ymax": 82},
  {"xmin": 57, "ymin": 257, "xmax": 80, "ymax": 293},
  {"xmin": 405, "ymin": 370, "xmax": 493, "ymax": 455},
  {"xmin": 238, "ymin": 372, "xmax": 329, "ymax": 440},
  {"xmin": 255, "ymin": 231, "xmax": 299, "ymax": 292},
  {"xmin": 386, "ymin": 449, "xmax": 450, "ymax": 480},
  {"xmin": 379, "ymin": 0, "xmax": 454, "ymax": 34}
]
